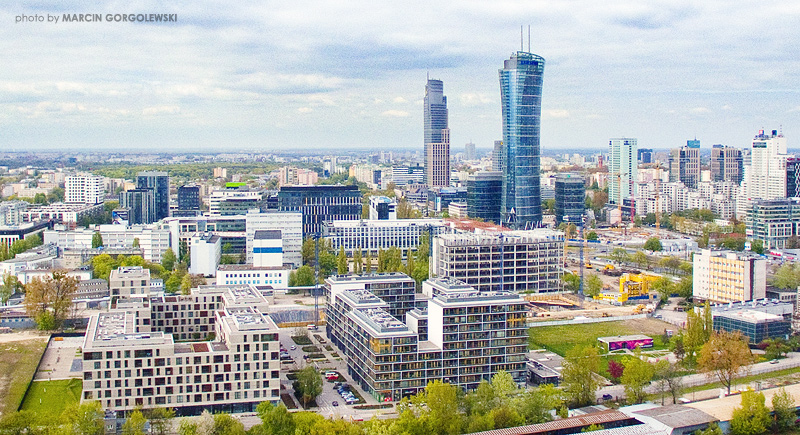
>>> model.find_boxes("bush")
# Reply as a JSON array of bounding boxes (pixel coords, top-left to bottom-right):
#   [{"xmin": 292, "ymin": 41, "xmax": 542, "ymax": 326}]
[
  {"xmin": 291, "ymin": 335, "xmax": 312, "ymax": 345},
  {"xmin": 302, "ymin": 346, "xmax": 320, "ymax": 353}
]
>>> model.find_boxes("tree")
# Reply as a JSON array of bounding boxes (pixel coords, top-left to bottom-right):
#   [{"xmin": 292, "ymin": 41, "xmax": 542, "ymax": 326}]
[
  {"xmin": 772, "ymin": 387, "xmax": 795, "ymax": 433},
  {"xmin": 671, "ymin": 333, "xmax": 686, "ymax": 363},
  {"xmin": 364, "ymin": 251, "xmax": 373, "ymax": 274},
  {"xmin": 562, "ymin": 273, "xmax": 581, "ymax": 293},
  {"xmin": 146, "ymin": 407, "xmax": 175, "ymax": 435},
  {"xmin": 161, "ymin": 248, "xmax": 177, "ymax": 271},
  {"xmin": 653, "ymin": 359, "xmax": 683, "ymax": 405},
  {"xmin": 336, "ymin": 246, "xmax": 348, "ymax": 275},
  {"xmin": 643, "ymin": 237, "xmax": 663, "ymax": 251},
  {"xmin": 659, "ymin": 256, "xmax": 683, "ymax": 274},
  {"xmin": 608, "ymin": 360, "xmax": 624, "ymax": 382},
  {"xmin": 1, "ymin": 272, "xmax": 21, "ymax": 305},
  {"xmin": 584, "ymin": 274, "xmax": 603, "ymax": 298},
  {"xmin": 213, "ymin": 413, "xmax": 245, "ymax": 435},
  {"xmin": 255, "ymin": 402, "xmax": 295, "ymax": 435},
  {"xmin": 122, "ymin": 409, "xmax": 147, "ymax": 435},
  {"xmin": 750, "ymin": 239, "xmax": 764, "ymax": 255},
  {"xmin": 423, "ymin": 380, "xmax": 464, "ymax": 435},
  {"xmin": 24, "ymin": 270, "xmax": 78, "ymax": 330},
  {"xmin": 91, "ymin": 232, "xmax": 103, "ymax": 249},
  {"xmin": 633, "ymin": 251, "xmax": 649, "ymax": 270},
  {"xmin": 651, "ymin": 277, "xmax": 674, "ymax": 302},
  {"xmin": 353, "ymin": 248, "xmax": 363, "ymax": 274},
  {"xmin": 676, "ymin": 276, "xmax": 693, "ymax": 299},
  {"xmin": 179, "ymin": 239, "xmax": 190, "ymax": 264},
  {"xmin": 586, "ymin": 231, "xmax": 599, "ymax": 241},
  {"xmin": 730, "ymin": 389, "xmax": 770, "ymax": 435},
  {"xmin": 610, "ymin": 248, "xmax": 630, "ymax": 265},
  {"xmin": 512, "ymin": 384, "xmax": 564, "ymax": 425},
  {"xmin": 181, "ymin": 274, "xmax": 206, "ymax": 295},
  {"xmin": 620, "ymin": 352, "xmax": 654, "ymax": 404},
  {"xmin": 405, "ymin": 249, "xmax": 416, "ymax": 276},
  {"xmin": 543, "ymin": 199, "xmax": 556, "ymax": 214},
  {"xmin": 695, "ymin": 423, "xmax": 723, "ymax": 435},
  {"xmin": 561, "ymin": 345, "xmax": 600, "ymax": 407},
  {"xmin": 289, "ymin": 265, "xmax": 315, "ymax": 287},
  {"xmin": 698, "ymin": 331, "xmax": 753, "ymax": 394},
  {"xmin": 294, "ymin": 365, "xmax": 323, "ymax": 409},
  {"xmin": 61, "ymin": 401, "xmax": 104, "ymax": 435},
  {"xmin": 771, "ymin": 263, "xmax": 800, "ymax": 290},
  {"xmin": 491, "ymin": 370, "xmax": 517, "ymax": 404}
]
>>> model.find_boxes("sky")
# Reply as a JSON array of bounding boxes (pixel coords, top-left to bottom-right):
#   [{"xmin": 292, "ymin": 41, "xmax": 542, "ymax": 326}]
[{"xmin": 2, "ymin": 1, "xmax": 800, "ymax": 153}]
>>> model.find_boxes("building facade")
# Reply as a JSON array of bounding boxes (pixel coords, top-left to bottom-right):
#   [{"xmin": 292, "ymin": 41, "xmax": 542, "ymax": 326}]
[
  {"xmin": 323, "ymin": 218, "xmax": 448, "ymax": 258},
  {"xmin": 424, "ymin": 79, "xmax": 450, "ymax": 187},
  {"xmin": 500, "ymin": 51, "xmax": 545, "ymax": 228},
  {"xmin": 177, "ymin": 185, "xmax": 201, "ymax": 211},
  {"xmin": 669, "ymin": 142, "xmax": 701, "ymax": 189},
  {"xmin": 609, "ymin": 138, "xmax": 638, "ymax": 207},
  {"xmin": 65, "ymin": 174, "xmax": 105, "ymax": 205},
  {"xmin": 554, "ymin": 173, "xmax": 585, "ymax": 224},
  {"xmin": 466, "ymin": 171, "xmax": 503, "ymax": 224},
  {"xmin": 137, "ymin": 172, "xmax": 170, "ymax": 221},
  {"xmin": 746, "ymin": 198, "xmax": 800, "ymax": 249},
  {"xmin": 120, "ymin": 189, "xmax": 156, "ymax": 225},
  {"xmin": 740, "ymin": 129, "xmax": 789, "ymax": 218},
  {"xmin": 431, "ymin": 230, "xmax": 564, "ymax": 293},
  {"xmin": 711, "ymin": 145, "xmax": 743, "ymax": 184},
  {"xmin": 277, "ymin": 185, "xmax": 362, "ymax": 236},
  {"xmin": 693, "ymin": 249, "xmax": 767, "ymax": 303}
]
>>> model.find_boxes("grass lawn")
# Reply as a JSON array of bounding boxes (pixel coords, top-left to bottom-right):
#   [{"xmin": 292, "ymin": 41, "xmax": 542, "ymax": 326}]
[
  {"xmin": 0, "ymin": 338, "xmax": 48, "ymax": 415},
  {"xmin": 528, "ymin": 319, "xmax": 674, "ymax": 357},
  {"xmin": 19, "ymin": 378, "xmax": 82, "ymax": 417}
]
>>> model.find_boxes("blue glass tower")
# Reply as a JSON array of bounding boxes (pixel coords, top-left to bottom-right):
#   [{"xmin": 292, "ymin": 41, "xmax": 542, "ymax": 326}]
[{"xmin": 499, "ymin": 51, "xmax": 545, "ymax": 228}]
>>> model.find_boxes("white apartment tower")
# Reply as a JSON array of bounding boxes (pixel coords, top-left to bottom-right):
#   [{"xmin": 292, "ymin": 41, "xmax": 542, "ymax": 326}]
[
  {"xmin": 739, "ymin": 129, "xmax": 789, "ymax": 217},
  {"xmin": 65, "ymin": 174, "xmax": 105, "ymax": 205},
  {"xmin": 608, "ymin": 138, "xmax": 638, "ymax": 206}
]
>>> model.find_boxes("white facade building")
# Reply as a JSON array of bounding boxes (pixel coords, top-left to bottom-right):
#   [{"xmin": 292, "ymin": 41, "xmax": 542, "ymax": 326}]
[
  {"xmin": 190, "ymin": 233, "xmax": 221, "ymax": 277},
  {"xmin": 609, "ymin": 138, "xmax": 638, "ymax": 206},
  {"xmin": 215, "ymin": 265, "xmax": 289, "ymax": 288},
  {"xmin": 739, "ymin": 129, "xmax": 789, "ymax": 218},
  {"xmin": 693, "ymin": 249, "xmax": 767, "ymax": 303},
  {"xmin": 65, "ymin": 174, "xmax": 105, "ymax": 205},
  {"xmin": 245, "ymin": 211, "xmax": 302, "ymax": 268}
]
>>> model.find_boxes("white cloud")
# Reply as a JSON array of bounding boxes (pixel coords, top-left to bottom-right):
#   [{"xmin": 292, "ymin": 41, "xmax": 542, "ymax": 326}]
[
  {"xmin": 690, "ymin": 107, "xmax": 712, "ymax": 114},
  {"xmin": 393, "ymin": 96, "xmax": 408, "ymax": 103},
  {"xmin": 143, "ymin": 105, "xmax": 181, "ymax": 116},
  {"xmin": 544, "ymin": 109, "xmax": 570, "ymax": 119},
  {"xmin": 297, "ymin": 107, "xmax": 313, "ymax": 114},
  {"xmin": 381, "ymin": 110, "xmax": 409, "ymax": 118},
  {"xmin": 459, "ymin": 93, "xmax": 494, "ymax": 107}
]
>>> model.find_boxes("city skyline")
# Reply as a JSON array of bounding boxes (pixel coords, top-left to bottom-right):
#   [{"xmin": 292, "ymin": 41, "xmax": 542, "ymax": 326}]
[{"xmin": 3, "ymin": 1, "xmax": 799, "ymax": 151}]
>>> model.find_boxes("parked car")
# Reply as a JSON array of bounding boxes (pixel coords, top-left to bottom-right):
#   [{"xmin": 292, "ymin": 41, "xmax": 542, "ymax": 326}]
[{"xmin": 332, "ymin": 401, "xmax": 339, "ymax": 406}]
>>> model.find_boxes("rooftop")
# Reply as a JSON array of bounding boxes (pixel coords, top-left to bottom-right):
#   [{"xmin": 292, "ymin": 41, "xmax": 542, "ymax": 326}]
[{"xmin": 254, "ymin": 230, "xmax": 282, "ymax": 239}]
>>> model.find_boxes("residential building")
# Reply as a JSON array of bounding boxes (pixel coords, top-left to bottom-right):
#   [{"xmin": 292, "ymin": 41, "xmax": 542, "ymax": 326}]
[
  {"xmin": 500, "ymin": 51, "xmax": 545, "ymax": 228},
  {"xmin": 740, "ymin": 129, "xmax": 790, "ymax": 218},
  {"xmin": 711, "ymin": 145, "xmax": 743, "ymax": 184},
  {"xmin": 177, "ymin": 185, "xmax": 201, "ymax": 211},
  {"xmin": 554, "ymin": 173, "xmax": 585, "ymax": 224},
  {"xmin": 466, "ymin": 171, "xmax": 503, "ymax": 224},
  {"xmin": 109, "ymin": 266, "xmax": 151, "ymax": 297},
  {"xmin": 431, "ymin": 230, "xmax": 564, "ymax": 293},
  {"xmin": 277, "ymin": 185, "xmax": 362, "ymax": 236},
  {"xmin": 0, "ymin": 201, "xmax": 27, "ymax": 226},
  {"xmin": 22, "ymin": 202, "xmax": 104, "ymax": 224},
  {"xmin": 693, "ymin": 249, "xmax": 767, "ymax": 303},
  {"xmin": 711, "ymin": 300, "xmax": 793, "ymax": 343},
  {"xmin": 326, "ymin": 276, "xmax": 528, "ymax": 401},
  {"xmin": 608, "ymin": 138, "xmax": 638, "ymax": 207},
  {"xmin": 120, "ymin": 189, "xmax": 156, "ymax": 225},
  {"xmin": 81, "ymin": 285, "xmax": 281, "ymax": 414},
  {"xmin": 323, "ymin": 218, "xmax": 448, "ymax": 258},
  {"xmin": 190, "ymin": 233, "xmax": 221, "ymax": 277},
  {"xmin": 424, "ymin": 79, "xmax": 450, "ymax": 187},
  {"xmin": 326, "ymin": 273, "xmax": 417, "ymax": 320},
  {"xmin": 137, "ymin": 171, "xmax": 170, "ymax": 221},
  {"xmin": 278, "ymin": 167, "xmax": 318, "ymax": 186},
  {"xmin": 746, "ymin": 198, "xmax": 800, "ymax": 249},
  {"xmin": 65, "ymin": 174, "xmax": 104, "ymax": 205},
  {"xmin": 369, "ymin": 196, "xmax": 397, "ymax": 221},
  {"xmin": 44, "ymin": 224, "xmax": 170, "ymax": 263},
  {"xmin": 215, "ymin": 265, "xmax": 289, "ymax": 288}
]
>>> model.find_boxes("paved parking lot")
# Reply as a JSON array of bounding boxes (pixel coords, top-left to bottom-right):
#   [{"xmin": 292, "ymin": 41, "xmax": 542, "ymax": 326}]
[{"xmin": 35, "ymin": 336, "xmax": 85, "ymax": 381}]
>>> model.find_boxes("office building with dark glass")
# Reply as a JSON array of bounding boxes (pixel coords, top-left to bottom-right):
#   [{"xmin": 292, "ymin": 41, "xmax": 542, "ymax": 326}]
[
  {"xmin": 554, "ymin": 173, "xmax": 585, "ymax": 224},
  {"xmin": 466, "ymin": 171, "xmax": 502, "ymax": 224},
  {"xmin": 499, "ymin": 51, "xmax": 544, "ymax": 228},
  {"xmin": 711, "ymin": 145, "xmax": 744, "ymax": 184},
  {"xmin": 424, "ymin": 79, "xmax": 450, "ymax": 187},
  {"xmin": 178, "ymin": 185, "xmax": 201, "ymax": 211},
  {"xmin": 277, "ymin": 185, "xmax": 362, "ymax": 236},
  {"xmin": 136, "ymin": 171, "xmax": 170, "ymax": 221},
  {"xmin": 119, "ymin": 188, "xmax": 156, "ymax": 225}
]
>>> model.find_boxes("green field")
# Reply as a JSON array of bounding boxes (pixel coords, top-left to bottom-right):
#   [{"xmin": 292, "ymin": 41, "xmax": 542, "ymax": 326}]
[
  {"xmin": 528, "ymin": 319, "xmax": 672, "ymax": 356},
  {"xmin": 19, "ymin": 378, "xmax": 82, "ymax": 417},
  {"xmin": 0, "ymin": 337, "xmax": 48, "ymax": 415}
]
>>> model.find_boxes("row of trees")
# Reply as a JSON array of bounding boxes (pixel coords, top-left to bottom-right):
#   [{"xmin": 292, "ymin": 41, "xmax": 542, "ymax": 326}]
[
  {"xmin": 90, "ymin": 250, "xmax": 205, "ymax": 294},
  {"xmin": 0, "ymin": 233, "xmax": 43, "ymax": 263}
]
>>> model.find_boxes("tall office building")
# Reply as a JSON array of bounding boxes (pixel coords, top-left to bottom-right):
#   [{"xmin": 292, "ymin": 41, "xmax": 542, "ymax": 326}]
[
  {"xmin": 463, "ymin": 142, "xmax": 476, "ymax": 160},
  {"xmin": 668, "ymin": 140, "xmax": 701, "ymax": 188},
  {"xmin": 741, "ymin": 129, "xmax": 789, "ymax": 215},
  {"xmin": 554, "ymin": 173, "xmax": 585, "ymax": 224},
  {"xmin": 466, "ymin": 171, "xmax": 503, "ymax": 224},
  {"xmin": 424, "ymin": 79, "xmax": 450, "ymax": 187},
  {"xmin": 711, "ymin": 145, "xmax": 743, "ymax": 184},
  {"xmin": 177, "ymin": 185, "xmax": 201, "ymax": 211},
  {"xmin": 608, "ymin": 138, "xmax": 637, "ymax": 205},
  {"xmin": 119, "ymin": 188, "xmax": 156, "ymax": 225},
  {"xmin": 499, "ymin": 51, "xmax": 545, "ymax": 228},
  {"xmin": 277, "ymin": 185, "xmax": 362, "ymax": 236},
  {"xmin": 637, "ymin": 149, "xmax": 653, "ymax": 164},
  {"xmin": 491, "ymin": 140, "xmax": 504, "ymax": 172},
  {"xmin": 65, "ymin": 174, "xmax": 104, "ymax": 205},
  {"xmin": 136, "ymin": 171, "xmax": 170, "ymax": 221},
  {"xmin": 787, "ymin": 157, "xmax": 800, "ymax": 198}
]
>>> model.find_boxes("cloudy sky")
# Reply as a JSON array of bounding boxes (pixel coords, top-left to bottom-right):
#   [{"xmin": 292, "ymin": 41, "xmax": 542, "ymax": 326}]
[{"xmin": 2, "ymin": 0, "xmax": 799, "ymax": 152}]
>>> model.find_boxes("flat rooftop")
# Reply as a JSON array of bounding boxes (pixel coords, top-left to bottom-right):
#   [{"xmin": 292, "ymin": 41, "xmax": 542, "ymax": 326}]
[
  {"xmin": 350, "ymin": 307, "xmax": 413, "ymax": 336},
  {"xmin": 597, "ymin": 335, "xmax": 653, "ymax": 343}
]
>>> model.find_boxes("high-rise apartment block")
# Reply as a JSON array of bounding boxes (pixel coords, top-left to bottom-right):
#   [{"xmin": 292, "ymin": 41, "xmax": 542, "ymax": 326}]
[
  {"xmin": 740, "ymin": 129, "xmax": 789, "ymax": 218},
  {"xmin": 711, "ymin": 145, "xmax": 743, "ymax": 184},
  {"xmin": 500, "ymin": 52, "xmax": 545, "ymax": 228},
  {"xmin": 326, "ymin": 275, "xmax": 528, "ymax": 401},
  {"xmin": 65, "ymin": 174, "xmax": 104, "ymax": 205},
  {"xmin": 277, "ymin": 185, "xmax": 362, "ymax": 236},
  {"xmin": 554, "ymin": 173, "xmax": 585, "ymax": 224},
  {"xmin": 466, "ymin": 171, "xmax": 503, "ymax": 224},
  {"xmin": 424, "ymin": 79, "xmax": 450, "ymax": 187},
  {"xmin": 693, "ymin": 249, "xmax": 766, "ymax": 303},
  {"xmin": 431, "ymin": 230, "xmax": 564, "ymax": 293},
  {"xmin": 81, "ymin": 285, "xmax": 281, "ymax": 414},
  {"xmin": 136, "ymin": 172, "xmax": 170, "ymax": 221},
  {"xmin": 608, "ymin": 138, "xmax": 637, "ymax": 206}
]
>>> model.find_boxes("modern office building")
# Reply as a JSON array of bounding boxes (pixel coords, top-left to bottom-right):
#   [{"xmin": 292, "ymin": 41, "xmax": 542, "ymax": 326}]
[
  {"xmin": 787, "ymin": 157, "xmax": 800, "ymax": 198},
  {"xmin": 81, "ymin": 285, "xmax": 281, "ymax": 414},
  {"xmin": 277, "ymin": 185, "xmax": 362, "ymax": 236},
  {"xmin": 323, "ymin": 218, "xmax": 448, "ymax": 258},
  {"xmin": 499, "ymin": 51, "xmax": 545, "ymax": 228},
  {"xmin": 554, "ymin": 173, "xmax": 585, "ymax": 224},
  {"xmin": 177, "ymin": 185, "xmax": 201, "ymax": 211},
  {"xmin": 427, "ymin": 187, "xmax": 468, "ymax": 213},
  {"xmin": 326, "ymin": 273, "xmax": 417, "ymax": 320},
  {"xmin": 189, "ymin": 233, "xmax": 221, "ymax": 277},
  {"xmin": 669, "ymin": 141, "xmax": 701, "ymax": 189},
  {"xmin": 637, "ymin": 149, "xmax": 653, "ymax": 164},
  {"xmin": 109, "ymin": 266, "xmax": 151, "ymax": 298},
  {"xmin": 120, "ymin": 189, "xmax": 156, "ymax": 225},
  {"xmin": 251, "ymin": 230, "xmax": 283, "ymax": 268},
  {"xmin": 208, "ymin": 188, "xmax": 264, "ymax": 216},
  {"xmin": 464, "ymin": 143, "xmax": 476, "ymax": 160},
  {"xmin": 693, "ymin": 249, "xmax": 766, "ymax": 303},
  {"xmin": 492, "ymin": 140, "xmax": 504, "ymax": 172},
  {"xmin": 369, "ymin": 196, "xmax": 397, "ymax": 221},
  {"xmin": 136, "ymin": 172, "xmax": 170, "ymax": 221},
  {"xmin": 65, "ymin": 174, "xmax": 105, "ymax": 205},
  {"xmin": 431, "ymin": 230, "xmax": 564, "ymax": 293},
  {"xmin": 746, "ymin": 198, "xmax": 800, "ymax": 249},
  {"xmin": 326, "ymin": 276, "xmax": 528, "ymax": 402},
  {"xmin": 244, "ymin": 211, "xmax": 302, "ymax": 267},
  {"xmin": 609, "ymin": 138, "xmax": 638, "ymax": 206},
  {"xmin": 711, "ymin": 301, "xmax": 793, "ymax": 343},
  {"xmin": 711, "ymin": 145, "xmax": 743, "ymax": 184},
  {"xmin": 424, "ymin": 79, "xmax": 450, "ymax": 187},
  {"xmin": 466, "ymin": 171, "xmax": 503, "ymax": 224}
]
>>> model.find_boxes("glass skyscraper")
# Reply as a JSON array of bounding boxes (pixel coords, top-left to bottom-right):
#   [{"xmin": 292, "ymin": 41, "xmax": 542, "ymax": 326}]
[
  {"xmin": 424, "ymin": 79, "xmax": 450, "ymax": 187},
  {"xmin": 499, "ymin": 51, "xmax": 544, "ymax": 228}
]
